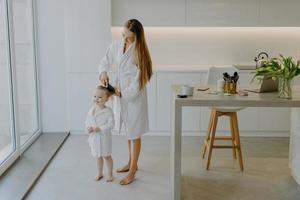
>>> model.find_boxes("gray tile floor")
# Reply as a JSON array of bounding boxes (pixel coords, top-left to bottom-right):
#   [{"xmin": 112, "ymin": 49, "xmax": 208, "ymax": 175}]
[
  {"xmin": 25, "ymin": 135, "xmax": 300, "ymax": 200},
  {"xmin": 0, "ymin": 132, "xmax": 69, "ymax": 200}
]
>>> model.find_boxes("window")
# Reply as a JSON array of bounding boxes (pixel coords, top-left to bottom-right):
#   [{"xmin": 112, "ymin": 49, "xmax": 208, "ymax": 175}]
[
  {"xmin": 0, "ymin": 0, "xmax": 40, "ymax": 175},
  {"xmin": 12, "ymin": 0, "xmax": 39, "ymax": 146},
  {"xmin": 0, "ymin": 0, "xmax": 16, "ymax": 164}
]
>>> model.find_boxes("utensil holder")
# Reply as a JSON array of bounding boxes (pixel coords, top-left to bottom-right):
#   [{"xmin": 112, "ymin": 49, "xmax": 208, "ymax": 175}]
[{"xmin": 224, "ymin": 82, "xmax": 237, "ymax": 94}]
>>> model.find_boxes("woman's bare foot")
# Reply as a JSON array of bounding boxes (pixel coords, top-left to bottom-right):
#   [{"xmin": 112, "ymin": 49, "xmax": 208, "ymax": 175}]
[
  {"xmin": 116, "ymin": 164, "xmax": 130, "ymax": 173},
  {"xmin": 106, "ymin": 176, "xmax": 113, "ymax": 182},
  {"xmin": 119, "ymin": 173, "xmax": 135, "ymax": 185},
  {"xmin": 116, "ymin": 164, "xmax": 138, "ymax": 173},
  {"xmin": 94, "ymin": 175, "xmax": 103, "ymax": 181}
]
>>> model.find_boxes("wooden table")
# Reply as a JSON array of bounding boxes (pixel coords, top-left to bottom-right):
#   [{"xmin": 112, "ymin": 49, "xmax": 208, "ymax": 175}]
[{"xmin": 170, "ymin": 85, "xmax": 300, "ymax": 200}]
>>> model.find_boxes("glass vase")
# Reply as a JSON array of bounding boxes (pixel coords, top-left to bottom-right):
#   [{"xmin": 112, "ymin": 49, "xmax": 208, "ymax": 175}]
[{"xmin": 278, "ymin": 78, "xmax": 292, "ymax": 99}]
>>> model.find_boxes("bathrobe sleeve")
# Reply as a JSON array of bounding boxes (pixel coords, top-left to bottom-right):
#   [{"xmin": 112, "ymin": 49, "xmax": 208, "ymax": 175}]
[
  {"xmin": 121, "ymin": 69, "xmax": 141, "ymax": 102},
  {"xmin": 97, "ymin": 108, "xmax": 115, "ymax": 134},
  {"xmin": 98, "ymin": 41, "xmax": 118, "ymax": 78}
]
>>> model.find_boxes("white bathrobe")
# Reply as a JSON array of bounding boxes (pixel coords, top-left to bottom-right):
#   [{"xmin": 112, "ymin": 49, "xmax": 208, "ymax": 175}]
[
  {"xmin": 85, "ymin": 106, "xmax": 114, "ymax": 157},
  {"xmin": 98, "ymin": 39, "xmax": 149, "ymax": 140}
]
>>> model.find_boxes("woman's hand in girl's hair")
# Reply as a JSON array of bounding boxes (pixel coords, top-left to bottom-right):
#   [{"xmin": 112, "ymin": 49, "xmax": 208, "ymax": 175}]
[
  {"xmin": 93, "ymin": 127, "xmax": 101, "ymax": 132},
  {"xmin": 114, "ymin": 87, "xmax": 122, "ymax": 97},
  {"xmin": 87, "ymin": 127, "xmax": 93, "ymax": 134},
  {"xmin": 100, "ymin": 72, "xmax": 109, "ymax": 87}
]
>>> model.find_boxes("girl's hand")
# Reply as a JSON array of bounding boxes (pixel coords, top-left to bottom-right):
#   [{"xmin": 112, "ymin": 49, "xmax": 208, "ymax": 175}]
[
  {"xmin": 87, "ymin": 127, "xmax": 93, "ymax": 133},
  {"xmin": 100, "ymin": 72, "xmax": 109, "ymax": 87},
  {"xmin": 93, "ymin": 127, "xmax": 101, "ymax": 132},
  {"xmin": 114, "ymin": 87, "xmax": 122, "ymax": 97}
]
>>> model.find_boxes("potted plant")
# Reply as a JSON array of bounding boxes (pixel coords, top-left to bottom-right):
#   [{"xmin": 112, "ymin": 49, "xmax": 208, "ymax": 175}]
[{"xmin": 253, "ymin": 54, "xmax": 300, "ymax": 99}]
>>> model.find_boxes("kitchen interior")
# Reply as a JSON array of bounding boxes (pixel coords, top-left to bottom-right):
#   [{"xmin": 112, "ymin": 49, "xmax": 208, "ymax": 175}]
[{"xmin": 1, "ymin": 0, "xmax": 300, "ymax": 200}]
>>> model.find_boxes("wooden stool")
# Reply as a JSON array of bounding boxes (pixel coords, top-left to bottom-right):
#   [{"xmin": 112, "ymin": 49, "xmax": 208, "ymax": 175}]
[{"xmin": 202, "ymin": 109, "xmax": 244, "ymax": 171}]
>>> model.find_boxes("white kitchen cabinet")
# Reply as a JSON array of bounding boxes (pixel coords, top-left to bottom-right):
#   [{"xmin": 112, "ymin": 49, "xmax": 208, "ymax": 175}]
[
  {"xmin": 235, "ymin": 71, "xmax": 290, "ymax": 132},
  {"xmin": 112, "ymin": 0, "xmax": 300, "ymax": 27},
  {"xmin": 259, "ymin": 0, "xmax": 300, "ymax": 26},
  {"xmin": 156, "ymin": 72, "xmax": 202, "ymax": 131},
  {"xmin": 235, "ymin": 72, "xmax": 260, "ymax": 132},
  {"xmin": 147, "ymin": 73, "xmax": 157, "ymax": 131},
  {"xmin": 186, "ymin": 0, "xmax": 260, "ymax": 27},
  {"xmin": 258, "ymin": 108, "xmax": 291, "ymax": 132},
  {"xmin": 235, "ymin": 71, "xmax": 291, "ymax": 132},
  {"xmin": 111, "ymin": 0, "xmax": 185, "ymax": 26}
]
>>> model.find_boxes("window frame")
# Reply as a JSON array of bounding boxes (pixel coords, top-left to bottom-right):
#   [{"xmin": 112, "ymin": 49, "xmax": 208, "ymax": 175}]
[{"xmin": 0, "ymin": 0, "xmax": 41, "ymax": 176}]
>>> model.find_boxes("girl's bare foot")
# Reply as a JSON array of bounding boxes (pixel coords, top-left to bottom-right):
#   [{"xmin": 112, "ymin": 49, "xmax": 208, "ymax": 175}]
[
  {"xmin": 106, "ymin": 176, "xmax": 113, "ymax": 182},
  {"xmin": 120, "ymin": 173, "xmax": 135, "ymax": 185},
  {"xmin": 116, "ymin": 165, "xmax": 138, "ymax": 173},
  {"xmin": 94, "ymin": 175, "xmax": 103, "ymax": 181}
]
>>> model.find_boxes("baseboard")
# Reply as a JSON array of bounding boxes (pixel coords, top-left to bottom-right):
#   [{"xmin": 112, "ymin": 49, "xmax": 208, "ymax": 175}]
[{"xmin": 69, "ymin": 130, "xmax": 290, "ymax": 137}]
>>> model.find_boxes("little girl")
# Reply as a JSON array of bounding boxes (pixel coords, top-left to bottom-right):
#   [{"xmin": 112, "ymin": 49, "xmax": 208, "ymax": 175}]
[{"xmin": 85, "ymin": 85, "xmax": 115, "ymax": 182}]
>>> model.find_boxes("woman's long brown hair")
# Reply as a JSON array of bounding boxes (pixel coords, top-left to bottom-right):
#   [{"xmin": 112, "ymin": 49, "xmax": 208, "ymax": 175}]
[{"xmin": 125, "ymin": 19, "xmax": 152, "ymax": 90}]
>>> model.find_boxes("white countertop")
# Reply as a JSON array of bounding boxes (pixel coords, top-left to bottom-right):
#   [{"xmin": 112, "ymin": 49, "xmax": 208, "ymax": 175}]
[
  {"xmin": 172, "ymin": 85, "xmax": 300, "ymax": 107},
  {"xmin": 153, "ymin": 64, "xmax": 255, "ymax": 72}
]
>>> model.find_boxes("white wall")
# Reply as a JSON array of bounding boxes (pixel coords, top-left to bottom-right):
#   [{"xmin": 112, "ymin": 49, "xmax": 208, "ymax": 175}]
[
  {"xmin": 36, "ymin": 0, "xmax": 68, "ymax": 132},
  {"xmin": 65, "ymin": 0, "xmax": 111, "ymax": 133},
  {"xmin": 36, "ymin": 0, "xmax": 111, "ymax": 132},
  {"xmin": 112, "ymin": 27, "xmax": 300, "ymax": 66}
]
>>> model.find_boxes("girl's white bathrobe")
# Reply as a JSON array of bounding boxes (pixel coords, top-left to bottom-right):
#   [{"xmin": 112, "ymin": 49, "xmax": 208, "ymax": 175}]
[
  {"xmin": 98, "ymin": 39, "xmax": 149, "ymax": 140},
  {"xmin": 85, "ymin": 106, "xmax": 114, "ymax": 157}
]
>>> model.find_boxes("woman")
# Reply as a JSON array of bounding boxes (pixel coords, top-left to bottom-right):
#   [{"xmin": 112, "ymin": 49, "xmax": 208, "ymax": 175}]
[{"xmin": 98, "ymin": 19, "xmax": 152, "ymax": 185}]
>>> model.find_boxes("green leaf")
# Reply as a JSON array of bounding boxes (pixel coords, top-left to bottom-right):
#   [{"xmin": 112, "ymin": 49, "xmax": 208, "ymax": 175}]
[{"xmin": 252, "ymin": 54, "xmax": 300, "ymax": 81}]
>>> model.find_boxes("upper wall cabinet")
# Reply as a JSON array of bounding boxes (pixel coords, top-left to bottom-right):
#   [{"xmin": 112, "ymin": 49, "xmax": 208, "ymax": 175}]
[
  {"xmin": 186, "ymin": 0, "xmax": 260, "ymax": 26},
  {"xmin": 112, "ymin": 0, "xmax": 300, "ymax": 27},
  {"xmin": 259, "ymin": 0, "xmax": 300, "ymax": 26},
  {"xmin": 111, "ymin": 0, "xmax": 186, "ymax": 26}
]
